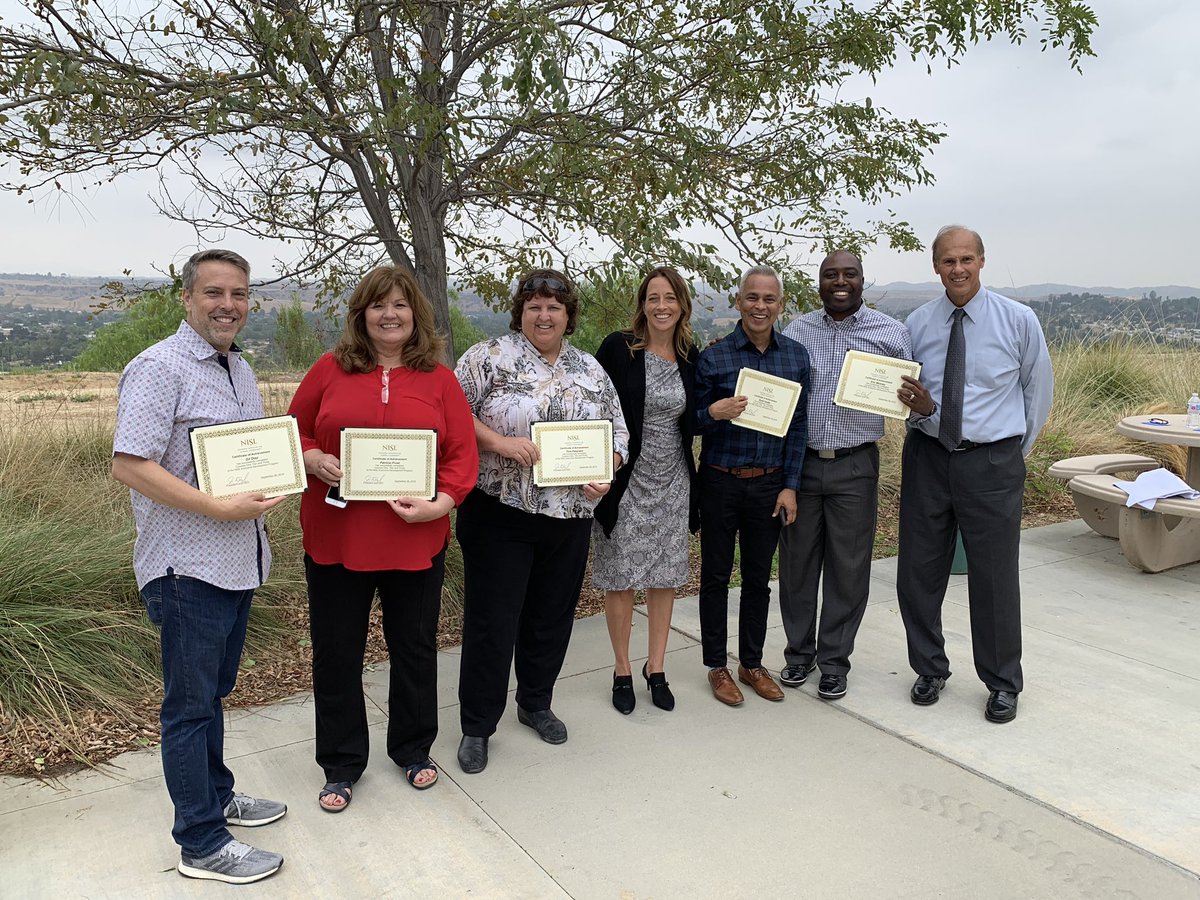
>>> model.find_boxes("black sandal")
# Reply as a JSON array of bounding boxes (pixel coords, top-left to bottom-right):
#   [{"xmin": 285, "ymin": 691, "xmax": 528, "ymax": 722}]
[
  {"xmin": 318, "ymin": 781, "xmax": 353, "ymax": 813},
  {"xmin": 404, "ymin": 760, "xmax": 438, "ymax": 790}
]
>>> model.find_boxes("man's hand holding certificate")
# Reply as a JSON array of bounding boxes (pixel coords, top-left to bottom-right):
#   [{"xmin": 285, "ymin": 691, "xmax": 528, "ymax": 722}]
[
  {"xmin": 834, "ymin": 350, "xmax": 922, "ymax": 420},
  {"xmin": 730, "ymin": 368, "xmax": 803, "ymax": 438},
  {"xmin": 190, "ymin": 415, "xmax": 307, "ymax": 499}
]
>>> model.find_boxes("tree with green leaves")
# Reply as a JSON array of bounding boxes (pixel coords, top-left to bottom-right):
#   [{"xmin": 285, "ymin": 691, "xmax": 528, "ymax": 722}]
[
  {"xmin": 448, "ymin": 303, "xmax": 486, "ymax": 362},
  {"xmin": 273, "ymin": 296, "xmax": 325, "ymax": 370},
  {"xmin": 0, "ymin": 1, "xmax": 1096, "ymax": 352},
  {"xmin": 72, "ymin": 283, "xmax": 185, "ymax": 371}
]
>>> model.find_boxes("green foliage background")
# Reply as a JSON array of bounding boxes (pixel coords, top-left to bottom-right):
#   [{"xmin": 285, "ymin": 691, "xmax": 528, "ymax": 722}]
[{"xmin": 72, "ymin": 285, "xmax": 184, "ymax": 372}]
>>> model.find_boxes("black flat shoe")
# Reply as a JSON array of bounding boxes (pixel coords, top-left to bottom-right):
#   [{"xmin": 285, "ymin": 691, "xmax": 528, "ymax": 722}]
[
  {"xmin": 642, "ymin": 663, "xmax": 675, "ymax": 711},
  {"xmin": 612, "ymin": 673, "xmax": 635, "ymax": 714},
  {"xmin": 910, "ymin": 675, "xmax": 947, "ymax": 706},
  {"xmin": 985, "ymin": 690, "xmax": 1019, "ymax": 723},
  {"xmin": 517, "ymin": 706, "xmax": 568, "ymax": 744},
  {"xmin": 457, "ymin": 735, "xmax": 488, "ymax": 774}
]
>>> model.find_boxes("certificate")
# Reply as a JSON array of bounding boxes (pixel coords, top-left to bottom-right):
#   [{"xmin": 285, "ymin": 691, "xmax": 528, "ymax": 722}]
[
  {"xmin": 531, "ymin": 420, "xmax": 613, "ymax": 487},
  {"xmin": 834, "ymin": 350, "xmax": 923, "ymax": 420},
  {"xmin": 731, "ymin": 368, "xmax": 803, "ymax": 439},
  {"xmin": 339, "ymin": 428, "xmax": 437, "ymax": 501},
  {"xmin": 190, "ymin": 415, "xmax": 306, "ymax": 499}
]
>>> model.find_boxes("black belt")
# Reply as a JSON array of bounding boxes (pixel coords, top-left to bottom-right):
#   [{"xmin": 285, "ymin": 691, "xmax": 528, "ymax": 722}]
[
  {"xmin": 954, "ymin": 436, "xmax": 1020, "ymax": 452},
  {"xmin": 808, "ymin": 441, "xmax": 875, "ymax": 460},
  {"xmin": 708, "ymin": 464, "xmax": 782, "ymax": 479},
  {"xmin": 914, "ymin": 430, "xmax": 1019, "ymax": 452}
]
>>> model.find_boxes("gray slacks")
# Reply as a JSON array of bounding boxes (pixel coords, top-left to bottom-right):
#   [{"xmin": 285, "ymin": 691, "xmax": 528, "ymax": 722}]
[
  {"xmin": 896, "ymin": 430, "xmax": 1025, "ymax": 693},
  {"xmin": 778, "ymin": 444, "xmax": 880, "ymax": 675}
]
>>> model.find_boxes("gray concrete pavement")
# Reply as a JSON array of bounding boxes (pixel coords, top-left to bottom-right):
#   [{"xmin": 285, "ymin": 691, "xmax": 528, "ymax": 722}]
[{"xmin": 3, "ymin": 521, "xmax": 1199, "ymax": 898}]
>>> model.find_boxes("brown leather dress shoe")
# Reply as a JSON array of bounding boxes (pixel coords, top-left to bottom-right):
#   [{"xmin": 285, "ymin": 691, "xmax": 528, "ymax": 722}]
[
  {"xmin": 737, "ymin": 665, "xmax": 785, "ymax": 701},
  {"xmin": 707, "ymin": 667, "xmax": 745, "ymax": 706}
]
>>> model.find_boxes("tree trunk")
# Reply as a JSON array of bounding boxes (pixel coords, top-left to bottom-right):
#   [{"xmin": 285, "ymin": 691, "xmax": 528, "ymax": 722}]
[{"xmin": 410, "ymin": 202, "xmax": 453, "ymax": 366}]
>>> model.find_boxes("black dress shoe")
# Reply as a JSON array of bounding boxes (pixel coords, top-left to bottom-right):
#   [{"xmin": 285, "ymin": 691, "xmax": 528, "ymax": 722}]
[
  {"xmin": 612, "ymin": 673, "xmax": 635, "ymax": 715},
  {"xmin": 817, "ymin": 673, "xmax": 847, "ymax": 700},
  {"xmin": 517, "ymin": 706, "xmax": 568, "ymax": 744},
  {"xmin": 642, "ymin": 663, "xmax": 675, "ymax": 711},
  {"xmin": 985, "ymin": 690, "xmax": 1019, "ymax": 723},
  {"xmin": 457, "ymin": 735, "xmax": 488, "ymax": 774},
  {"xmin": 910, "ymin": 675, "xmax": 947, "ymax": 706}
]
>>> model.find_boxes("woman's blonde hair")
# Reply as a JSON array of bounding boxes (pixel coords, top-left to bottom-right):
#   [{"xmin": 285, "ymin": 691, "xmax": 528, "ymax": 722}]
[
  {"xmin": 333, "ymin": 266, "xmax": 445, "ymax": 373},
  {"xmin": 629, "ymin": 265, "xmax": 694, "ymax": 359}
]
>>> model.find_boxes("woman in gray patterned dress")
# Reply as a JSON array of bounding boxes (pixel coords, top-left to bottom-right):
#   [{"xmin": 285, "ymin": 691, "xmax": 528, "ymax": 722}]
[{"xmin": 592, "ymin": 267, "xmax": 699, "ymax": 714}]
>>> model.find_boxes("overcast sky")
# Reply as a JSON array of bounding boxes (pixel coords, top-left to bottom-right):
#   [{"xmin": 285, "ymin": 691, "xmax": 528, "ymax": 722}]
[{"xmin": 1, "ymin": 0, "xmax": 1196, "ymax": 290}]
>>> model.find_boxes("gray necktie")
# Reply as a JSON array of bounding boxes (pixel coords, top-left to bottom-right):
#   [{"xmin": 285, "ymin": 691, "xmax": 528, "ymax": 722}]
[{"xmin": 938, "ymin": 308, "xmax": 966, "ymax": 451}]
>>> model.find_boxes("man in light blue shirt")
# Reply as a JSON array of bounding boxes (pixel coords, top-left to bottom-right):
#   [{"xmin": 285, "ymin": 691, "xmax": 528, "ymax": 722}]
[
  {"xmin": 778, "ymin": 250, "xmax": 911, "ymax": 701},
  {"xmin": 895, "ymin": 226, "xmax": 1052, "ymax": 724}
]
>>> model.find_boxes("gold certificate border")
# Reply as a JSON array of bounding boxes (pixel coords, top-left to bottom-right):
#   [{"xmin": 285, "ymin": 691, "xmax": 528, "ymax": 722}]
[
  {"xmin": 531, "ymin": 420, "xmax": 613, "ymax": 487},
  {"xmin": 190, "ymin": 415, "xmax": 306, "ymax": 499},
  {"xmin": 833, "ymin": 350, "xmax": 923, "ymax": 421},
  {"xmin": 731, "ymin": 368, "xmax": 803, "ymax": 439},
  {"xmin": 339, "ymin": 428, "xmax": 438, "ymax": 501}
]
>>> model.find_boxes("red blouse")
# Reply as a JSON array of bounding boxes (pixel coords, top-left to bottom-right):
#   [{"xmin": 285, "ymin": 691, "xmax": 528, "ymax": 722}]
[{"xmin": 288, "ymin": 353, "xmax": 480, "ymax": 572}]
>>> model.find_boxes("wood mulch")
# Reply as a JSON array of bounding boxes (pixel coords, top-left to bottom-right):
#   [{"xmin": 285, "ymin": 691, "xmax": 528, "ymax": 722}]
[{"xmin": 0, "ymin": 496, "xmax": 1073, "ymax": 780}]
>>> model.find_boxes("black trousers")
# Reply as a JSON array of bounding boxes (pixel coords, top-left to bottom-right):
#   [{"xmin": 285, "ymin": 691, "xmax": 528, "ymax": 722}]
[
  {"xmin": 896, "ymin": 431, "xmax": 1025, "ymax": 693},
  {"xmin": 778, "ymin": 444, "xmax": 880, "ymax": 675},
  {"xmin": 305, "ymin": 550, "xmax": 445, "ymax": 783},
  {"xmin": 698, "ymin": 467, "xmax": 783, "ymax": 669},
  {"xmin": 455, "ymin": 489, "xmax": 592, "ymax": 737}
]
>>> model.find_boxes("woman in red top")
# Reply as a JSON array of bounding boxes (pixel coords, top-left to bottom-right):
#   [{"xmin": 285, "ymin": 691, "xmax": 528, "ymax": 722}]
[{"xmin": 289, "ymin": 266, "xmax": 478, "ymax": 812}]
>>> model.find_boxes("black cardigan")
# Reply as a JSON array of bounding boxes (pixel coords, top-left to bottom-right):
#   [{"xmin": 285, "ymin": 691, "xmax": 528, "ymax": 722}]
[{"xmin": 592, "ymin": 330, "xmax": 700, "ymax": 537}]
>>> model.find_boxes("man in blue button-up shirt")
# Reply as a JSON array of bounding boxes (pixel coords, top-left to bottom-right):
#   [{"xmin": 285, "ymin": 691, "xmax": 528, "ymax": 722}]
[
  {"xmin": 895, "ymin": 226, "xmax": 1053, "ymax": 725},
  {"xmin": 695, "ymin": 265, "xmax": 810, "ymax": 706},
  {"xmin": 778, "ymin": 250, "xmax": 912, "ymax": 702}
]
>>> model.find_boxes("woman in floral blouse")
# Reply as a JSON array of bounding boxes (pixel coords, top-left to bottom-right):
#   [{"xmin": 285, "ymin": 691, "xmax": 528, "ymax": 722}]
[{"xmin": 453, "ymin": 269, "xmax": 629, "ymax": 775}]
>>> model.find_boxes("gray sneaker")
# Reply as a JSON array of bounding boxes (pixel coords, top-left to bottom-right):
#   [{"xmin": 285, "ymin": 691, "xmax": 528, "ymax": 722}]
[
  {"xmin": 224, "ymin": 792, "xmax": 287, "ymax": 827},
  {"xmin": 178, "ymin": 838, "xmax": 283, "ymax": 884}
]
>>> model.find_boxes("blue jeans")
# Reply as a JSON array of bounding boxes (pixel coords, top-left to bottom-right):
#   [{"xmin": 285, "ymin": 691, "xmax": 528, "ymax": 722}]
[{"xmin": 141, "ymin": 573, "xmax": 254, "ymax": 858}]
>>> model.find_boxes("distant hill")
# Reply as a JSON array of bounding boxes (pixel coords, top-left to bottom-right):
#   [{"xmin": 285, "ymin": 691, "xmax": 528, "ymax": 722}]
[
  {"xmin": 0, "ymin": 272, "xmax": 328, "ymax": 311},
  {"xmin": 3, "ymin": 271, "xmax": 1197, "ymax": 315},
  {"xmin": 865, "ymin": 281, "xmax": 1200, "ymax": 318}
]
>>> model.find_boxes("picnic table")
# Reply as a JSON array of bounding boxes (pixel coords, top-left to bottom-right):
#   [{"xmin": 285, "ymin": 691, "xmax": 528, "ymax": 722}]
[{"xmin": 1051, "ymin": 414, "xmax": 1200, "ymax": 573}]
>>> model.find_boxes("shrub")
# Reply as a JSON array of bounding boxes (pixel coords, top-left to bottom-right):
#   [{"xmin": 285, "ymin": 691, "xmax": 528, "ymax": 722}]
[
  {"xmin": 72, "ymin": 286, "xmax": 185, "ymax": 372},
  {"xmin": 273, "ymin": 296, "xmax": 325, "ymax": 371},
  {"xmin": 0, "ymin": 418, "xmax": 292, "ymax": 756},
  {"xmin": 449, "ymin": 303, "xmax": 486, "ymax": 363}
]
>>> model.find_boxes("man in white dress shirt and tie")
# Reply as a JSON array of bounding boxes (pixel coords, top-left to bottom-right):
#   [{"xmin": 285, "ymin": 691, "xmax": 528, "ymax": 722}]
[{"xmin": 895, "ymin": 226, "xmax": 1052, "ymax": 724}]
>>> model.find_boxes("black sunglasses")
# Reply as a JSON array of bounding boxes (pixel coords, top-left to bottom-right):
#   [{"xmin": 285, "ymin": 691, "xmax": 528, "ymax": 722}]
[{"xmin": 520, "ymin": 274, "xmax": 569, "ymax": 295}]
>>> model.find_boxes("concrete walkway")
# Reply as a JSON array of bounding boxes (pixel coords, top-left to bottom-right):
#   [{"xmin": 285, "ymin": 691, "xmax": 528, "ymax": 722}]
[{"xmin": 4, "ymin": 521, "xmax": 1199, "ymax": 898}]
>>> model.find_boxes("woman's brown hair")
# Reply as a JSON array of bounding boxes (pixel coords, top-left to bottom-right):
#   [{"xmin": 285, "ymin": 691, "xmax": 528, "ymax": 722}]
[
  {"xmin": 508, "ymin": 268, "xmax": 579, "ymax": 336},
  {"xmin": 629, "ymin": 265, "xmax": 694, "ymax": 359},
  {"xmin": 333, "ymin": 266, "xmax": 445, "ymax": 373}
]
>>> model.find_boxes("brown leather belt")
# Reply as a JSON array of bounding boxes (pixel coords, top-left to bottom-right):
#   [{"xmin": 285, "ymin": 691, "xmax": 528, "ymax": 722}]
[
  {"xmin": 708, "ymin": 464, "xmax": 782, "ymax": 479},
  {"xmin": 808, "ymin": 441, "xmax": 875, "ymax": 460}
]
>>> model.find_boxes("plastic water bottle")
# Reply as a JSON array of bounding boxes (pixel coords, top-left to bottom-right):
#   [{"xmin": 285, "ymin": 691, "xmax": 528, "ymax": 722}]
[{"xmin": 1188, "ymin": 392, "xmax": 1200, "ymax": 428}]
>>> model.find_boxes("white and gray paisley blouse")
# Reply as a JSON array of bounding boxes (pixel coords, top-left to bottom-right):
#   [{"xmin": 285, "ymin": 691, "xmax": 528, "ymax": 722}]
[{"xmin": 455, "ymin": 332, "xmax": 630, "ymax": 519}]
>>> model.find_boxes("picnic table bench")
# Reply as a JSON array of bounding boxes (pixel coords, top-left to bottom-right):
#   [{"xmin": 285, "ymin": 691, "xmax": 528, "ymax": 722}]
[{"xmin": 1050, "ymin": 416, "xmax": 1200, "ymax": 573}]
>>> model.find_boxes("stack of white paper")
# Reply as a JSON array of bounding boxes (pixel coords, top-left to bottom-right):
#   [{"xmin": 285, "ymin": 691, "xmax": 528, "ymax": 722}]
[{"xmin": 1112, "ymin": 468, "xmax": 1200, "ymax": 511}]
